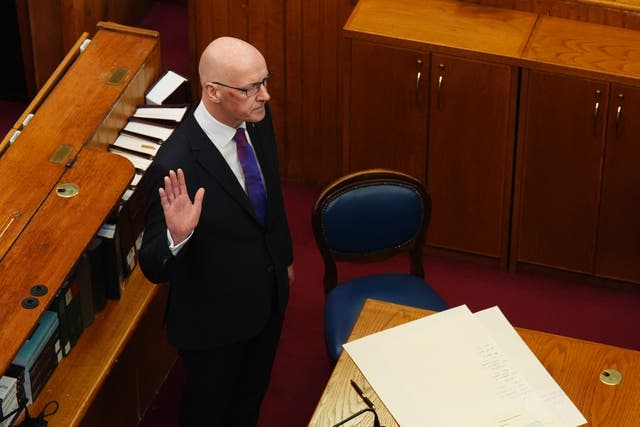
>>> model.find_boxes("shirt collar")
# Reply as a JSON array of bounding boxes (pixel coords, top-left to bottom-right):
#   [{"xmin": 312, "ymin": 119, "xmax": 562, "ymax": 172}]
[{"xmin": 193, "ymin": 101, "xmax": 247, "ymax": 150}]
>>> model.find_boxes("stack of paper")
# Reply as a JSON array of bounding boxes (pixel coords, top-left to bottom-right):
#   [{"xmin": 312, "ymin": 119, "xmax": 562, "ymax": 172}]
[{"xmin": 343, "ymin": 305, "xmax": 587, "ymax": 427}]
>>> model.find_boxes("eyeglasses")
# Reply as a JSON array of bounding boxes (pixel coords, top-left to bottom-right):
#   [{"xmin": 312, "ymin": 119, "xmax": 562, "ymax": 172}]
[
  {"xmin": 331, "ymin": 407, "xmax": 382, "ymax": 427},
  {"xmin": 210, "ymin": 72, "xmax": 272, "ymax": 97},
  {"xmin": 331, "ymin": 380, "xmax": 384, "ymax": 427}
]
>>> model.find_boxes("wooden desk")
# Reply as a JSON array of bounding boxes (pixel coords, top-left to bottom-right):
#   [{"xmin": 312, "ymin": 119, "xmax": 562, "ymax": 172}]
[
  {"xmin": 1, "ymin": 22, "xmax": 176, "ymax": 427},
  {"xmin": 309, "ymin": 299, "xmax": 640, "ymax": 426}
]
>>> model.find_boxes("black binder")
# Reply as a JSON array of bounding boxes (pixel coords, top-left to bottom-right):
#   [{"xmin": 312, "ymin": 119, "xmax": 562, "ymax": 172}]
[
  {"xmin": 85, "ymin": 237, "xmax": 108, "ymax": 313},
  {"xmin": 75, "ymin": 252, "xmax": 95, "ymax": 329},
  {"xmin": 97, "ymin": 223, "xmax": 125, "ymax": 300}
]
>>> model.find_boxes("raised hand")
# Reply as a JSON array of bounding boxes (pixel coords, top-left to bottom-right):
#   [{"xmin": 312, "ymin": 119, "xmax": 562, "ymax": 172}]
[{"xmin": 159, "ymin": 168, "xmax": 205, "ymax": 245}]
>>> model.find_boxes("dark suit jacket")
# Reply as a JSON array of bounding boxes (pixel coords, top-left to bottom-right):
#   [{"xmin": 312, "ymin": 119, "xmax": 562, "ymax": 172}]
[{"xmin": 138, "ymin": 105, "xmax": 293, "ymax": 350}]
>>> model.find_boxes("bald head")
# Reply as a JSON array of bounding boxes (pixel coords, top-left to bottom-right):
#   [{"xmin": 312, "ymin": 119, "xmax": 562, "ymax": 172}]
[
  {"xmin": 198, "ymin": 37, "xmax": 271, "ymax": 128},
  {"xmin": 199, "ymin": 37, "xmax": 266, "ymax": 87}
]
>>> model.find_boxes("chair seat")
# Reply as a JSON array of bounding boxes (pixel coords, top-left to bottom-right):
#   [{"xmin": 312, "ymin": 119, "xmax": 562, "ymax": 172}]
[{"xmin": 324, "ymin": 273, "xmax": 449, "ymax": 362}]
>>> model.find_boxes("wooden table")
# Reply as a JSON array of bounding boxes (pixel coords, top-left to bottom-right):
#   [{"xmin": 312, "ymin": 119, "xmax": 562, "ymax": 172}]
[{"xmin": 309, "ymin": 299, "xmax": 640, "ymax": 426}]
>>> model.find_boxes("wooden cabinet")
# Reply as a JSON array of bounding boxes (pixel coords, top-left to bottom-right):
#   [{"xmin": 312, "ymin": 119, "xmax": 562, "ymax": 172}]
[
  {"xmin": 345, "ymin": 40, "xmax": 429, "ymax": 182},
  {"xmin": 343, "ymin": 0, "xmax": 532, "ymax": 266},
  {"xmin": 345, "ymin": 43, "xmax": 518, "ymax": 265},
  {"xmin": 1, "ymin": 23, "xmax": 176, "ymax": 426},
  {"xmin": 511, "ymin": 16, "xmax": 640, "ymax": 282},
  {"xmin": 514, "ymin": 75, "xmax": 640, "ymax": 284},
  {"xmin": 595, "ymin": 84, "xmax": 640, "ymax": 283},
  {"xmin": 427, "ymin": 53, "xmax": 517, "ymax": 264},
  {"xmin": 512, "ymin": 70, "xmax": 608, "ymax": 273}
]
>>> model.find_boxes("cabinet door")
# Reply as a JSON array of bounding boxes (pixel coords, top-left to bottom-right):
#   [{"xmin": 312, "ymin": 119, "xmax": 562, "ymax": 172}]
[
  {"xmin": 347, "ymin": 39, "xmax": 428, "ymax": 182},
  {"xmin": 514, "ymin": 70, "xmax": 608, "ymax": 273},
  {"xmin": 427, "ymin": 54, "xmax": 517, "ymax": 263},
  {"xmin": 595, "ymin": 84, "xmax": 640, "ymax": 283}
]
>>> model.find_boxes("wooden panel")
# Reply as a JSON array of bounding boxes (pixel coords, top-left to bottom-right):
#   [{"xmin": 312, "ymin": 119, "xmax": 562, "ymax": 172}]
[
  {"xmin": 250, "ymin": 0, "xmax": 286, "ymax": 172},
  {"xmin": 343, "ymin": 0, "xmax": 537, "ymax": 60},
  {"xmin": 77, "ymin": 328, "xmax": 140, "ymax": 427},
  {"xmin": 17, "ymin": 0, "xmax": 153, "ymax": 98},
  {"xmin": 464, "ymin": 0, "xmax": 640, "ymax": 30},
  {"xmin": 300, "ymin": 0, "xmax": 340, "ymax": 184},
  {"xmin": 25, "ymin": 0, "xmax": 64, "ymax": 95},
  {"xmin": 72, "ymin": 285, "xmax": 176, "ymax": 427},
  {"xmin": 513, "ymin": 70, "xmax": 607, "ymax": 273},
  {"xmin": 595, "ymin": 84, "xmax": 640, "ymax": 283},
  {"xmin": 347, "ymin": 40, "xmax": 429, "ymax": 182},
  {"xmin": 427, "ymin": 54, "xmax": 517, "ymax": 263},
  {"xmin": 0, "ymin": 148, "xmax": 134, "ymax": 377},
  {"xmin": 283, "ymin": 0, "xmax": 304, "ymax": 179},
  {"xmin": 188, "ymin": 0, "xmax": 355, "ymax": 186},
  {"xmin": 134, "ymin": 286, "xmax": 178, "ymax": 416},
  {"xmin": 523, "ymin": 15, "xmax": 640, "ymax": 81},
  {"xmin": 15, "ymin": 0, "xmax": 35, "ymax": 97},
  {"xmin": 278, "ymin": 0, "xmax": 356, "ymax": 185},
  {"xmin": 60, "ymin": 0, "xmax": 154, "ymax": 50},
  {"xmin": 0, "ymin": 25, "xmax": 158, "ymax": 264},
  {"xmin": 265, "ymin": 0, "xmax": 350, "ymax": 185}
]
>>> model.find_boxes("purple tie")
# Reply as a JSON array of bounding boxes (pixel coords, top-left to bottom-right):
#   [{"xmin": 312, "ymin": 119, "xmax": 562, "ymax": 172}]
[{"xmin": 234, "ymin": 127, "xmax": 267, "ymax": 225}]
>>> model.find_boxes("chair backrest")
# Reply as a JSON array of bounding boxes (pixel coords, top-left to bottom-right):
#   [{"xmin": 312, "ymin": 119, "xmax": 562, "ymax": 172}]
[{"xmin": 312, "ymin": 169, "xmax": 432, "ymax": 294}]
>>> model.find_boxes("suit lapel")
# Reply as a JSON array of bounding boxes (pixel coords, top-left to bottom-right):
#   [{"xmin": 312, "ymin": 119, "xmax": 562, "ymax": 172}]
[{"xmin": 187, "ymin": 118, "xmax": 257, "ymax": 220}]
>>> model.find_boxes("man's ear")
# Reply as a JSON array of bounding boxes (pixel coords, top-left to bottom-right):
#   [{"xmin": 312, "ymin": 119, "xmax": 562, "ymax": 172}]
[{"xmin": 204, "ymin": 82, "xmax": 221, "ymax": 103}]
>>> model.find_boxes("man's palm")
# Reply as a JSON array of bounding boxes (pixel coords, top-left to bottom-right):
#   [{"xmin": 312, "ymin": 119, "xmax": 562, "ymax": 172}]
[{"xmin": 159, "ymin": 168, "xmax": 205, "ymax": 245}]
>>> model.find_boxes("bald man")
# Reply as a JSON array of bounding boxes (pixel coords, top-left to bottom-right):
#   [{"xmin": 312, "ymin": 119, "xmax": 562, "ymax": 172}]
[{"xmin": 138, "ymin": 37, "xmax": 294, "ymax": 426}]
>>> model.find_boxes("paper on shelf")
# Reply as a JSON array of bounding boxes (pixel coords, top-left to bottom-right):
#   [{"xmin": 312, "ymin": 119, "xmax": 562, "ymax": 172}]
[{"xmin": 342, "ymin": 304, "xmax": 586, "ymax": 427}]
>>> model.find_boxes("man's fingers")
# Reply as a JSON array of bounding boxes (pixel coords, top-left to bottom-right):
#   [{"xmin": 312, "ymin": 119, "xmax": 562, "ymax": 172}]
[
  {"xmin": 159, "ymin": 187, "xmax": 169, "ymax": 209},
  {"xmin": 176, "ymin": 168, "xmax": 188, "ymax": 193},
  {"xmin": 193, "ymin": 187, "xmax": 205, "ymax": 210},
  {"xmin": 163, "ymin": 175, "xmax": 175, "ymax": 202}
]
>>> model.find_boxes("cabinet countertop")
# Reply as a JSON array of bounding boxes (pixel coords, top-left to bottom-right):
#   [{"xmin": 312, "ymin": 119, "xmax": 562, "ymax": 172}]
[
  {"xmin": 344, "ymin": 0, "xmax": 538, "ymax": 60},
  {"xmin": 524, "ymin": 15, "xmax": 640, "ymax": 81},
  {"xmin": 345, "ymin": 0, "xmax": 640, "ymax": 84}
]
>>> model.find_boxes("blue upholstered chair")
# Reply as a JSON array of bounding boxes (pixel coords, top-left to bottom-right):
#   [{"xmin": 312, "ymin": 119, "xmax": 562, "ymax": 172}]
[{"xmin": 312, "ymin": 169, "xmax": 449, "ymax": 363}]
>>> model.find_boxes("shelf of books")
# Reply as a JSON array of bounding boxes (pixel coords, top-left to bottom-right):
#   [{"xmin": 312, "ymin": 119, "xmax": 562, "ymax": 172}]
[
  {"xmin": 0, "ymin": 21, "xmax": 190, "ymax": 427},
  {"xmin": 25, "ymin": 270, "xmax": 167, "ymax": 426}
]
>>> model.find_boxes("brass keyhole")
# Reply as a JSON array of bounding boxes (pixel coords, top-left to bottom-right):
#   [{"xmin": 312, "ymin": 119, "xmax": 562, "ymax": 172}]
[
  {"xmin": 600, "ymin": 369, "xmax": 623, "ymax": 385},
  {"xmin": 56, "ymin": 183, "xmax": 80, "ymax": 198}
]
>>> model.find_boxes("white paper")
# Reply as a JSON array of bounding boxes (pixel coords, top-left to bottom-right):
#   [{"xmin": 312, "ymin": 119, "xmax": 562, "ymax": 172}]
[
  {"xmin": 474, "ymin": 307, "xmax": 587, "ymax": 427},
  {"xmin": 133, "ymin": 105, "xmax": 187, "ymax": 122},
  {"xmin": 113, "ymin": 133, "xmax": 160, "ymax": 157},
  {"xmin": 145, "ymin": 71, "xmax": 187, "ymax": 105},
  {"xmin": 130, "ymin": 172, "xmax": 143, "ymax": 187},
  {"xmin": 124, "ymin": 121, "xmax": 174, "ymax": 141},
  {"xmin": 109, "ymin": 147, "xmax": 153, "ymax": 171},
  {"xmin": 343, "ymin": 304, "xmax": 586, "ymax": 427}
]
